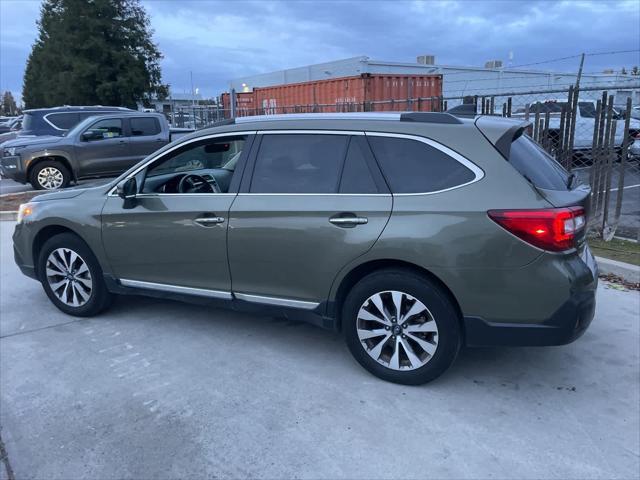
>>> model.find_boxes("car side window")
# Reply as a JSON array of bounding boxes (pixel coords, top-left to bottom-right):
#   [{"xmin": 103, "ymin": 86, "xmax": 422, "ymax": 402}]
[
  {"xmin": 83, "ymin": 118, "xmax": 123, "ymax": 141},
  {"xmin": 367, "ymin": 136, "xmax": 476, "ymax": 193},
  {"xmin": 339, "ymin": 136, "xmax": 379, "ymax": 194},
  {"xmin": 141, "ymin": 136, "xmax": 247, "ymax": 194},
  {"xmin": 250, "ymin": 134, "xmax": 349, "ymax": 193},
  {"xmin": 46, "ymin": 113, "xmax": 80, "ymax": 130},
  {"xmin": 130, "ymin": 117, "xmax": 161, "ymax": 136}
]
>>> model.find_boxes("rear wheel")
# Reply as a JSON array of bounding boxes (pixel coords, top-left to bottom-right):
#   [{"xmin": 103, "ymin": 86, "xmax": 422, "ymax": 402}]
[
  {"xmin": 38, "ymin": 233, "xmax": 112, "ymax": 316},
  {"xmin": 30, "ymin": 160, "xmax": 70, "ymax": 190},
  {"xmin": 343, "ymin": 269, "xmax": 461, "ymax": 385}
]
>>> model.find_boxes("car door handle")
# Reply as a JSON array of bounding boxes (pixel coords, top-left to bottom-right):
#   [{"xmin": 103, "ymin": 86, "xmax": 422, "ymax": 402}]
[
  {"xmin": 329, "ymin": 215, "xmax": 368, "ymax": 227},
  {"xmin": 194, "ymin": 216, "xmax": 225, "ymax": 227}
]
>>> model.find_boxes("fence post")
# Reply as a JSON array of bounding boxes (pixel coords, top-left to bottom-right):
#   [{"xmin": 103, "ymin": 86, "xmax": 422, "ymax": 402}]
[
  {"xmin": 609, "ymin": 97, "xmax": 633, "ymax": 240},
  {"xmin": 601, "ymin": 98, "xmax": 617, "ymax": 236},
  {"xmin": 565, "ymin": 86, "xmax": 579, "ymax": 171},
  {"xmin": 507, "ymin": 97, "xmax": 512, "ymax": 117},
  {"xmin": 557, "ymin": 104, "xmax": 567, "ymax": 165}
]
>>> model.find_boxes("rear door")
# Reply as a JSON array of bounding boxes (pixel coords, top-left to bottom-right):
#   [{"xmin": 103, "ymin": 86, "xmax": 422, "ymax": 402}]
[
  {"xmin": 126, "ymin": 116, "xmax": 168, "ymax": 163},
  {"xmin": 227, "ymin": 131, "xmax": 392, "ymax": 308}
]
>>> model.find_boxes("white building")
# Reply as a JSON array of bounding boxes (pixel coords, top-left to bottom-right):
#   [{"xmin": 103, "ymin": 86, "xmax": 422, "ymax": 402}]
[{"xmin": 229, "ymin": 56, "xmax": 640, "ymax": 108}]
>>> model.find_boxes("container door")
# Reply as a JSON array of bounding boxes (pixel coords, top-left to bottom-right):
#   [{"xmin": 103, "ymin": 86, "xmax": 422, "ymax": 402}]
[{"xmin": 228, "ymin": 132, "xmax": 392, "ymax": 307}]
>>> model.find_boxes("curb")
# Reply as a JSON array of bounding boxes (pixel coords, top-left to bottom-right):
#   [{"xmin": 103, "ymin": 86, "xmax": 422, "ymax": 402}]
[
  {"xmin": 0, "ymin": 211, "xmax": 17, "ymax": 221},
  {"xmin": 595, "ymin": 256, "xmax": 640, "ymax": 284}
]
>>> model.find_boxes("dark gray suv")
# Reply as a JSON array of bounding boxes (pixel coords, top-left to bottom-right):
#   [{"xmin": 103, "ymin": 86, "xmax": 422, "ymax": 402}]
[{"xmin": 12, "ymin": 112, "xmax": 598, "ymax": 385}]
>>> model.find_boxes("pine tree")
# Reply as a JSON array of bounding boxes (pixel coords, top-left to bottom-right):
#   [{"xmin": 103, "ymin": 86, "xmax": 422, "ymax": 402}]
[
  {"xmin": 23, "ymin": 0, "xmax": 168, "ymax": 109},
  {"xmin": 1, "ymin": 92, "xmax": 18, "ymax": 115}
]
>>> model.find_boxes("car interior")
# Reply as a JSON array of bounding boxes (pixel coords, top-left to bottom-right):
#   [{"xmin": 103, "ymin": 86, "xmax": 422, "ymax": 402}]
[{"xmin": 141, "ymin": 137, "xmax": 246, "ymax": 194}]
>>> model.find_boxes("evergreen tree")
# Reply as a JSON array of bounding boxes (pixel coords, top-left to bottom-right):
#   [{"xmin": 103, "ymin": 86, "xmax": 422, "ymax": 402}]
[
  {"xmin": 23, "ymin": 0, "xmax": 168, "ymax": 109},
  {"xmin": 1, "ymin": 91, "xmax": 18, "ymax": 115}
]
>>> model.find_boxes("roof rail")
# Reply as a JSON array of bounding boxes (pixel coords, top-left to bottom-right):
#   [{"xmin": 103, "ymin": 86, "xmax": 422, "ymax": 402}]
[{"xmin": 399, "ymin": 112, "xmax": 463, "ymax": 124}]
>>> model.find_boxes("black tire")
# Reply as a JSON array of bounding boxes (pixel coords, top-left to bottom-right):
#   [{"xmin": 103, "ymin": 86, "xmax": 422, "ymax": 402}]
[
  {"xmin": 343, "ymin": 268, "xmax": 461, "ymax": 385},
  {"xmin": 30, "ymin": 160, "xmax": 71, "ymax": 190},
  {"xmin": 37, "ymin": 233, "xmax": 112, "ymax": 317}
]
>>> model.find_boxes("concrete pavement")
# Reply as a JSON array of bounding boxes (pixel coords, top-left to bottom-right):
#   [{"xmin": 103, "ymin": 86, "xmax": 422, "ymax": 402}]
[{"xmin": 0, "ymin": 221, "xmax": 639, "ymax": 479}]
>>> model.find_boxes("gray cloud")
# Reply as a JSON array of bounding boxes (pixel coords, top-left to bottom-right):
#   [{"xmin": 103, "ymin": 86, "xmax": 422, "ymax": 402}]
[{"xmin": 1, "ymin": 0, "xmax": 638, "ymax": 104}]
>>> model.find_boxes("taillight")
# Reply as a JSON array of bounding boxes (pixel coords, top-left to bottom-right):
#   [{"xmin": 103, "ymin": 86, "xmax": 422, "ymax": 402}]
[{"xmin": 488, "ymin": 207, "xmax": 585, "ymax": 252}]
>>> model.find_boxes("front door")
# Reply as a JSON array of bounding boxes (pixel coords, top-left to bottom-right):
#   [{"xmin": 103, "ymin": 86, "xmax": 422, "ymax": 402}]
[
  {"xmin": 102, "ymin": 133, "xmax": 253, "ymax": 296},
  {"xmin": 75, "ymin": 117, "xmax": 130, "ymax": 176},
  {"xmin": 228, "ymin": 132, "xmax": 392, "ymax": 306}
]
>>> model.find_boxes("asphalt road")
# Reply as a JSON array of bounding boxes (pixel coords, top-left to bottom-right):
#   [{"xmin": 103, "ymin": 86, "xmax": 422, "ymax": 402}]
[
  {"xmin": 0, "ymin": 220, "xmax": 639, "ymax": 479},
  {"xmin": 0, "ymin": 177, "xmax": 113, "ymax": 195}
]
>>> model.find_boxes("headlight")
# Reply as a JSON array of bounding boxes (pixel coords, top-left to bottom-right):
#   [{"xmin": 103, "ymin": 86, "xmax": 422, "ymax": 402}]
[
  {"xmin": 17, "ymin": 203, "xmax": 35, "ymax": 223},
  {"xmin": 4, "ymin": 146, "xmax": 24, "ymax": 156}
]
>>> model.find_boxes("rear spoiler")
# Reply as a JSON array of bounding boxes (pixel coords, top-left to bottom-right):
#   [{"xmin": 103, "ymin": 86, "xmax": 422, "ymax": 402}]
[{"xmin": 474, "ymin": 116, "xmax": 531, "ymax": 159}]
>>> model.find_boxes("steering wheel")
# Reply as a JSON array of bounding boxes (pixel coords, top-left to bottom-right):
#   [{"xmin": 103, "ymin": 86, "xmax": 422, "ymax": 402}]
[{"xmin": 178, "ymin": 174, "xmax": 218, "ymax": 194}]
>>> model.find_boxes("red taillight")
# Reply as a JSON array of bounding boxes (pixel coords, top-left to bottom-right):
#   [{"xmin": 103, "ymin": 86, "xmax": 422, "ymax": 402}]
[{"xmin": 488, "ymin": 207, "xmax": 585, "ymax": 252}]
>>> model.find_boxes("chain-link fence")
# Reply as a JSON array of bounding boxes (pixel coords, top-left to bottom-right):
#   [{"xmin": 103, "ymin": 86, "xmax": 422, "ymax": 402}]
[{"xmin": 180, "ymin": 84, "xmax": 640, "ymax": 239}]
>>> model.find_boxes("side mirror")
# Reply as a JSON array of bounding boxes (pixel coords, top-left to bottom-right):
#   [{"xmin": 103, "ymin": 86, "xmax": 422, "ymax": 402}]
[
  {"xmin": 82, "ymin": 131, "xmax": 101, "ymax": 141},
  {"xmin": 116, "ymin": 177, "xmax": 137, "ymax": 200}
]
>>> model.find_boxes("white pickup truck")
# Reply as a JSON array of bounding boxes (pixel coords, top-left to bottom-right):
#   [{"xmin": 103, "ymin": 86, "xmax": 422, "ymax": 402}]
[{"xmin": 512, "ymin": 100, "xmax": 640, "ymax": 155}]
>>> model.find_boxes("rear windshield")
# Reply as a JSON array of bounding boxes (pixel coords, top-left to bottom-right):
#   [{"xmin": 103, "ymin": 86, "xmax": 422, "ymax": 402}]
[
  {"xmin": 509, "ymin": 135, "xmax": 570, "ymax": 190},
  {"xmin": 22, "ymin": 113, "xmax": 34, "ymax": 132}
]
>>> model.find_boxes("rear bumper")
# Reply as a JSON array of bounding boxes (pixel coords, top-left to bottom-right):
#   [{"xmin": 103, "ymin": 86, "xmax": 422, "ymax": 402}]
[
  {"xmin": 464, "ymin": 245, "xmax": 598, "ymax": 347},
  {"xmin": 464, "ymin": 289, "xmax": 596, "ymax": 346}
]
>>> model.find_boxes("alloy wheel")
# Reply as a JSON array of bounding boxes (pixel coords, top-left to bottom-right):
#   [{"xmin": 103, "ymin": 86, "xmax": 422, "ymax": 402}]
[
  {"xmin": 37, "ymin": 167, "xmax": 64, "ymax": 189},
  {"xmin": 45, "ymin": 248, "xmax": 93, "ymax": 307},
  {"xmin": 356, "ymin": 290, "xmax": 438, "ymax": 371}
]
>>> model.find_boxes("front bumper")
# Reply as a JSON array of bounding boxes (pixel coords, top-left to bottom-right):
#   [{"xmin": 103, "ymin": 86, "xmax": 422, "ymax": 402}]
[
  {"xmin": 0, "ymin": 154, "xmax": 27, "ymax": 183},
  {"xmin": 464, "ymin": 245, "xmax": 598, "ymax": 347}
]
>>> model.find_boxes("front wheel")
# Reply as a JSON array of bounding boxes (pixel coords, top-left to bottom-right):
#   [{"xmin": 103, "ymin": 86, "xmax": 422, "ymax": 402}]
[
  {"xmin": 30, "ymin": 160, "xmax": 71, "ymax": 190},
  {"xmin": 343, "ymin": 269, "xmax": 461, "ymax": 385},
  {"xmin": 38, "ymin": 233, "xmax": 112, "ymax": 316}
]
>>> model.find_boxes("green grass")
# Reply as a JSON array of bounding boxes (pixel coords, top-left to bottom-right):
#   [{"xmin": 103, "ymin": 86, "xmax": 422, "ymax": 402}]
[{"xmin": 588, "ymin": 236, "xmax": 640, "ymax": 266}]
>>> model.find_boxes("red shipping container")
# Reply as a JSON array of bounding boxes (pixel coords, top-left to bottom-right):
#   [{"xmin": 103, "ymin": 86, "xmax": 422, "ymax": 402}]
[{"xmin": 223, "ymin": 73, "xmax": 443, "ymax": 117}]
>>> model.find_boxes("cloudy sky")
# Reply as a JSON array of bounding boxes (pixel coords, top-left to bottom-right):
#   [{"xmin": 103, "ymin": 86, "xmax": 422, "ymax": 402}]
[{"xmin": 1, "ymin": 0, "xmax": 639, "ymax": 104}]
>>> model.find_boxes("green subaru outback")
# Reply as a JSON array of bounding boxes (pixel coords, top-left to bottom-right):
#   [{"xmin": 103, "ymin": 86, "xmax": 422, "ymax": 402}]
[{"xmin": 13, "ymin": 112, "xmax": 598, "ymax": 385}]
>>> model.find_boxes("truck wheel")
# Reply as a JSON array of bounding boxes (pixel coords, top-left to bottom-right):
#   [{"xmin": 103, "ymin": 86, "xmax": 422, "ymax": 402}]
[{"xmin": 30, "ymin": 160, "xmax": 70, "ymax": 190}]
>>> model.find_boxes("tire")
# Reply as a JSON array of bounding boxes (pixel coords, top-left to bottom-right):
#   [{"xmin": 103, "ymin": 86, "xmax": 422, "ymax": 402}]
[
  {"xmin": 37, "ymin": 233, "xmax": 112, "ymax": 317},
  {"xmin": 343, "ymin": 268, "xmax": 461, "ymax": 385},
  {"xmin": 30, "ymin": 160, "xmax": 71, "ymax": 190}
]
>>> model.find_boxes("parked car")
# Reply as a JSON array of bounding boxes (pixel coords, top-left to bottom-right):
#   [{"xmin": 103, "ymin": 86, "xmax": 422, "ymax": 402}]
[
  {"xmin": 1, "ymin": 112, "xmax": 172, "ymax": 190},
  {"xmin": 0, "ymin": 116, "xmax": 23, "ymax": 146},
  {"xmin": 12, "ymin": 112, "xmax": 598, "ymax": 385},
  {"xmin": 512, "ymin": 100, "xmax": 640, "ymax": 153},
  {"xmin": 0, "ymin": 115, "xmax": 22, "ymax": 133}
]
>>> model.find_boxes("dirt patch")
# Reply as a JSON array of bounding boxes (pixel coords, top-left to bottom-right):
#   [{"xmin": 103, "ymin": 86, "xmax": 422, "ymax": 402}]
[{"xmin": 0, "ymin": 191, "xmax": 41, "ymax": 211}]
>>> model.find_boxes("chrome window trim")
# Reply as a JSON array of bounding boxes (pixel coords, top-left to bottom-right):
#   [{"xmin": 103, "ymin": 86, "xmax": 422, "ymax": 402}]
[
  {"xmin": 107, "ymin": 130, "xmax": 257, "ymax": 196},
  {"xmin": 364, "ymin": 131, "xmax": 485, "ymax": 196},
  {"xmin": 119, "ymin": 278, "xmax": 232, "ymax": 300},
  {"xmin": 107, "ymin": 128, "xmax": 483, "ymax": 197},
  {"xmin": 234, "ymin": 292, "xmax": 319, "ymax": 310}
]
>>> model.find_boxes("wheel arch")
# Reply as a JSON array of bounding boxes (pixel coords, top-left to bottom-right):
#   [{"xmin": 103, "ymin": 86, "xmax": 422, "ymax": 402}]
[
  {"xmin": 330, "ymin": 259, "xmax": 464, "ymax": 337},
  {"xmin": 27, "ymin": 154, "xmax": 75, "ymax": 184}
]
